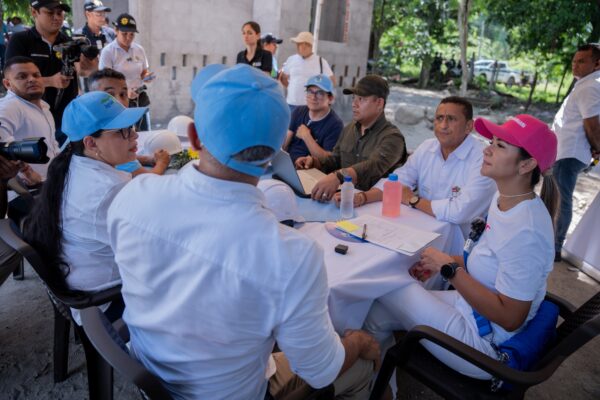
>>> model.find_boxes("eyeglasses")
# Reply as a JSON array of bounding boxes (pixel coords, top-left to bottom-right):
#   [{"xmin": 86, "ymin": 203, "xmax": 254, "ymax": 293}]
[
  {"xmin": 91, "ymin": 11, "xmax": 107, "ymax": 17},
  {"xmin": 305, "ymin": 89, "xmax": 327, "ymax": 99},
  {"xmin": 102, "ymin": 126, "xmax": 136, "ymax": 140}
]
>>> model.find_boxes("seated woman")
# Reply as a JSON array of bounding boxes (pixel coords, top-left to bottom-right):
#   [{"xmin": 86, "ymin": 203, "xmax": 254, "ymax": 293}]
[
  {"xmin": 365, "ymin": 114, "xmax": 558, "ymax": 379},
  {"xmin": 24, "ymin": 92, "xmax": 147, "ymax": 323}
]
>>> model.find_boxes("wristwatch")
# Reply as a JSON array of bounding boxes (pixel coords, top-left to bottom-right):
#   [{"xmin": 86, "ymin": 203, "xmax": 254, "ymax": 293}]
[
  {"xmin": 440, "ymin": 262, "xmax": 461, "ymax": 281},
  {"xmin": 409, "ymin": 195, "xmax": 421, "ymax": 208},
  {"xmin": 335, "ymin": 170, "xmax": 345, "ymax": 184}
]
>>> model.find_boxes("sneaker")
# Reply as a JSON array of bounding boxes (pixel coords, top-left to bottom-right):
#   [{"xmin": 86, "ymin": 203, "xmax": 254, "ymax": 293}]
[{"xmin": 554, "ymin": 251, "xmax": 562, "ymax": 262}]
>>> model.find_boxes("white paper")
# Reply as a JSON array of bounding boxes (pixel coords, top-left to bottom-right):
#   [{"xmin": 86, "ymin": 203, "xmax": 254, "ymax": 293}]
[{"xmin": 336, "ymin": 214, "xmax": 440, "ymax": 255}]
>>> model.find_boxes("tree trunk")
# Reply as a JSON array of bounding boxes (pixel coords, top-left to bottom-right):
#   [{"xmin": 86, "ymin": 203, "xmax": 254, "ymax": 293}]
[
  {"xmin": 525, "ymin": 70, "xmax": 538, "ymax": 111},
  {"xmin": 458, "ymin": 0, "xmax": 472, "ymax": 96},
  {"xmin": 555, "ymin": 63, "xmax": 569, "ymax": 105},
  {"xmin": 418, "ymin": 56, "xmax": 432, "ymax": 88}
]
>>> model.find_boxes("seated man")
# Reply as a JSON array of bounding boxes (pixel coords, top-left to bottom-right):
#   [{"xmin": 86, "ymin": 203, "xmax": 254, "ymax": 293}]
[
  {"xmin": 346, "ymin": 96, "xmax": 496, "ymax": 238},
  {"xmin": 88, "ymin": 68, "xmax": 170, "ymax": 177},
  {"xmin": 107, "ymin": 64, "xmax": 378, "ymax": 400},
  {"xmin": 296, "ymin": 75, "xmax": 407, "ymax": 200},
  {"xmin": 283, "ymin": 74, "xmax": 343, "ymax": 163},
  {"xmin": 0, "ymin": 56, "xmax": 61, "ymax": 182}
]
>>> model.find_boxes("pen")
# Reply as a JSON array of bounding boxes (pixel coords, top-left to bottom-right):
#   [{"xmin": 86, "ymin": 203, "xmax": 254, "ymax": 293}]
[{"xmin": 362, "ymin": 224, "xmax": 367, "ymax": 240}]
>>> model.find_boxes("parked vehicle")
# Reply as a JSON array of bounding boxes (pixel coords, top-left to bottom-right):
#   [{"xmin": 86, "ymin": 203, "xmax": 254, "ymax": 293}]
[{"xmin": 473, "ymin": 60, "xmax": 528, "ymax": 87}]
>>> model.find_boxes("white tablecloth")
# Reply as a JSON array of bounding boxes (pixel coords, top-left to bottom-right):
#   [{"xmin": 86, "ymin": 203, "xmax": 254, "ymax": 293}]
[
  {"xmin": 564, "ymin": 190, "xmax": 600, "ymax": 276},
  {"xmin": 298, "ymin": 202, "xmax": 465, "ymax": 333}
]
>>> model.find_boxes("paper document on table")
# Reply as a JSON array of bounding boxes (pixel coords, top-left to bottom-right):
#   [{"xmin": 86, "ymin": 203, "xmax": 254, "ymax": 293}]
[{"xmin": 335, "ymin": 215, "xmax": 440, "ymax": 255}]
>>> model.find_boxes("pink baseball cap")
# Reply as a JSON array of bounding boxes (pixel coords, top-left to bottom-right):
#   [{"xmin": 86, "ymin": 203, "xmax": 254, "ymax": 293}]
[{"xmin": 474, "ymin": 114, "xmax": 558, "ymax": 173}]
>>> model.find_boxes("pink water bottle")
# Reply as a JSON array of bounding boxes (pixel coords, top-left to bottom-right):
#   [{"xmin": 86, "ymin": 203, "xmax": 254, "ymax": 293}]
[{"xmin": 382, "ymin": 173, "xmax": 402, "ymax": 217}]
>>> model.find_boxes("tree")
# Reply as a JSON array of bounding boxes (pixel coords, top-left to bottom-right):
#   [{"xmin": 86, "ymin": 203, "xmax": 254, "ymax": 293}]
[{"xmin": 457, "ymin": 0, "xmax": 471, "ymax": 96}]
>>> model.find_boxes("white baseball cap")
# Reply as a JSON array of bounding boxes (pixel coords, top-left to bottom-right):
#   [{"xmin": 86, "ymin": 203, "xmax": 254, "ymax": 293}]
[
  {"xmin": 167, "ymin": 115, "xmax": 194, "ymax": 138},
  {"xmin": 258, "ymin": 179, "xmax": 305, "ymax": 225},
  {"xmin": 142, "ymin": 130, "xmax": 183, "ymax": 155}
]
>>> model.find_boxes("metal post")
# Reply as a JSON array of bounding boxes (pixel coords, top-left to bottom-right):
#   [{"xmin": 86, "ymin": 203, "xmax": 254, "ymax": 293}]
[{"xmin": 313, "ymin": 0, "xmax": 325, "ymax": 54}]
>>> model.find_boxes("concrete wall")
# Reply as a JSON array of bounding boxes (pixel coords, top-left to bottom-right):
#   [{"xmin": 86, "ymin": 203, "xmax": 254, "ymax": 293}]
[{"xmin": 73, "ymin": 0, "xmax": 374, "ymax": 126}]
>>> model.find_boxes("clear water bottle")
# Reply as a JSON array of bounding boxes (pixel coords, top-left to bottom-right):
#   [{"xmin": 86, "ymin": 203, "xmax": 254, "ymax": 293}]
[
  {"xmin": 382, "ymin": 173, "xmax": 402, "ymax": 217},
  {"xmin": 340, "ymin": 176, "xmax": 354, "ymax": 219}
]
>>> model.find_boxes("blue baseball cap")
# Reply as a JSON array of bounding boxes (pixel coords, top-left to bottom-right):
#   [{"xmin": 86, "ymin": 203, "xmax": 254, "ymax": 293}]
[
  {"xmin": 191, "ymin": 63, "xmax": 290, "ymax": 177},
  {"xmin": 62, "ymin": 92, "xmax": 147, "ymax": 142},
  {"xmin": 304, "ymin": 74, "xmax": 334, "ymax": 94}
]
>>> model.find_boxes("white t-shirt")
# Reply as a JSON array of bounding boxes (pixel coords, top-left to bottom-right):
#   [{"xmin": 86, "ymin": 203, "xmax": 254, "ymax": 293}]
[
  {"xmin": 99, "ymin": 40, "xmax": 149, "ymax": 91},
  {"xmin": 107, "ymin": 166, "xmax": 345, "ymax": 400},
  {"xmin": 375, "ymin": 135, "xmax": 496, "ymax": 237},
  {"xmin": 282, "ymin": 53, "xmax": 333, "ymax": 106},
  {"xmin": 552, "ymin": 70, "xmax": 600, "ymax": 164},
  {"xmin": 0, "ymin": 90, "xmax": 60, "ymax": 178},
  {"xmin": 455, "ymin": 193, "xmax": 554, "ymax": 345},
  {"xmin": 61, "ymin": 155, "xmax": 130, "ymax": 324}
]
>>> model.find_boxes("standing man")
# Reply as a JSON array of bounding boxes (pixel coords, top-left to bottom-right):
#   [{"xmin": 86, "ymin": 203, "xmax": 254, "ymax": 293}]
[
  {"xmin": 296, "ymin": 75, "xmax": 407, "ymax": 200},
  {"xmin": 74, "ymin": 0, "xmax": 115, "ymax": 51},
  {"xmin": 0, "ymin": 56, "xmax": 60, "ymax": 180},
  {"xmin": 552, "ymin": 44, "xmax": 600, "ymax": 261},
  {"xmin": 5, "ymin": 1, "xmax": 95, "ymax": 143},
  {"xmin": 283, "ymin": 74, "xmax": 344, "ymax": 162},
  {"xmin": 107, "ymin": 64, "xmax": 378, "ymax": 399},
  {"xmin": 261, "ymin": 33, "xmax": 282, "ymax": 79},
  {"xmin": 281, "ymin": 31, "xmax": 335, "ymax": 111}
]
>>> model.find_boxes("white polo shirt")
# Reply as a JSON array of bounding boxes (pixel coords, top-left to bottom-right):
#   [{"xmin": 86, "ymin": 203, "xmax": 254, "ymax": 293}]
[
  {"xmin": 553, "ymin": 70, "xmax": 600, "ymax": 164},
  {"xmin": 107, "ymin": 166, "xmax": 345, "ymax": 400},
  {"xmin": 0, "ymin": 90, "xmax": 60, "ymax": 178},
  {"xmin": 99, "ymin": 40, "xmax": 149, "ymax": 91},
  {"xmin": 375, "ymin": 134, "xmax": 496, "ymax": 237},
  {"xmin": 282, "ymin": 53, "xmax": 333, "ymax": 106}
]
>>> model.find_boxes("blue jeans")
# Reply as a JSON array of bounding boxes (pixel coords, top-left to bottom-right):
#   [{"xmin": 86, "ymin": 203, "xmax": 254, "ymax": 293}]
[{"xmin": 554, "ymin": 157, "xmax": 587, "ymax": 252}]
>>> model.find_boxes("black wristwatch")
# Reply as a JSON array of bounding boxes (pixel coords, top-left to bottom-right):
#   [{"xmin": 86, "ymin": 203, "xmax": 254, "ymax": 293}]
[
  {"xmin": 440, "ymin": 262, "xmax": 461, "ymax": 281},
  {"xmin": 409, "ymin": 195, "xmax": 421, "ymax": 208},
  {"xmin": 335, "ymin": 170, "xmax": 345, "ymax": 184}
]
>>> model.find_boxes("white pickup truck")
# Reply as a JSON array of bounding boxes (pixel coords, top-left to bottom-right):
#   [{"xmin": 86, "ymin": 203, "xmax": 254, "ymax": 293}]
[{"xmin": 474, "ymin": 60, "xmax": 528, "ymax": 87}]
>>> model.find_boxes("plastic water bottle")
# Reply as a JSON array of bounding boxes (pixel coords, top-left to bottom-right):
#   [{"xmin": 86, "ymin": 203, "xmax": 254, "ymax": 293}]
[
  {"xmin": 382, "ymin": 173, "xmax": 402, "ymax": 217},
  {"xmin": 340, "ymin": 176, "xmax": 354, "ymax": 219}
]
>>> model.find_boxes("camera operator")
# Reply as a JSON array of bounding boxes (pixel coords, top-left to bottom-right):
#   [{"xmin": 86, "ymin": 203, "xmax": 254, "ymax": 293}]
[
  {"xmin": 0, "ymin": 57, "xmax": 60, "ymax": 181},
  {"xmin": 5, "ymin": 1, "xmax": 98, "ymax": 144}
]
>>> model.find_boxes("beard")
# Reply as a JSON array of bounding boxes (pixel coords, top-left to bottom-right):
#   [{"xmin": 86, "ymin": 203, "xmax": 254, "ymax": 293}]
[{"xmin": 21, "ymin": 90, "xmax": 45, "ymax": 102}]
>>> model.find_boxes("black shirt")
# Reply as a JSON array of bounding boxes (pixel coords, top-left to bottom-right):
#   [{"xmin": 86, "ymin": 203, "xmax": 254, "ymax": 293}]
[
  {"xmin": 236, "ymin": 47, "xmax": 272, "ymax": 73},
  {"xmin": 5, "ymin": 27, "xmax": 79, "ymax": 136}
]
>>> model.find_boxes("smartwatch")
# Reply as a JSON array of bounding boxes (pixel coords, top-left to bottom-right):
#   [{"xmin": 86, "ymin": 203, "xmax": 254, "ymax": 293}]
[
  {"xmin": 409, "ymin": 195, "xmax": 421, "ymax": 208},
  {"xmin": 440, "ymin": 262, "xmax": 461, "ymax": 281}
]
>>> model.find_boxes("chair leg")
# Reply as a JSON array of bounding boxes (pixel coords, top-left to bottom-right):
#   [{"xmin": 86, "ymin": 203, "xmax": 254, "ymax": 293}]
[
  {"xmin": 12, "ymin": 257, "xmax": 24, "ymax": 280},
  {"xmin": 53, "ymin": 306, "xmax": 71, "ymax": 383},
  {"xmin": 78, "ymin": 326, "xmax": 113, "ymax": 400}
]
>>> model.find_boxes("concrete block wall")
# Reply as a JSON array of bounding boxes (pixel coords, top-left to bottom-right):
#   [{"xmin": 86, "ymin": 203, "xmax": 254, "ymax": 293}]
[{"xmin": 72, "ymin": 0, "xmax": 374, "ymax": 125}]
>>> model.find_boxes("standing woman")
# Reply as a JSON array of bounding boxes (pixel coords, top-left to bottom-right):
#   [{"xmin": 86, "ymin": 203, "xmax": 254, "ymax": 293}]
[
  {"xmin": 24, "ymin": 92, "xmax": 146, "ymax": 323},
  {"xmin": 236, "ymin": 21, "xmax": 272, "ymax": 74},
  {"xmin": 99, "ymin": 13, "xmax": 153, "ymax": 131},
  {"xmin": 365, "ymin": 115, "xmax": 559, "ymax": 379}
]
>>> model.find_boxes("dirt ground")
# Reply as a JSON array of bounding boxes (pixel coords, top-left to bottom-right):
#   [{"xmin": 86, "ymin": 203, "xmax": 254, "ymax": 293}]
[{"xmin": 1, "ymin": 85, "xmax": 599, "ymax": 399}]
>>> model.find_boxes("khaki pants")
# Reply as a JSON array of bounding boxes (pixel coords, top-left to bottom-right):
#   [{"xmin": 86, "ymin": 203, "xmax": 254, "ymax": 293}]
[{"xmin": 269, "ymin": 352, "xmax": 373, "ymax": 400}]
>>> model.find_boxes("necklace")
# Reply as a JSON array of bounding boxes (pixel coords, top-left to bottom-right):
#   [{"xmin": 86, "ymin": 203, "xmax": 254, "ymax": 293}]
[{"xmin": 498, "ymin": 191, "xmax": 534, "ymax": 198}]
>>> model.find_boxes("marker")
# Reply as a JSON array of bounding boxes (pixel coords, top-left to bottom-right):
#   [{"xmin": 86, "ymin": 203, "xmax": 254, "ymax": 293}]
[{"xmin": 362, "ymin": 224, "xmax": 367, "ymax": 240}]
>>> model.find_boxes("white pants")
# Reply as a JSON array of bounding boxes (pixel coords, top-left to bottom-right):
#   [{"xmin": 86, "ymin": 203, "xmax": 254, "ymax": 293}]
[{"xmin": 364, "ymin": 282, "xmax": 497, "ymax": 379}]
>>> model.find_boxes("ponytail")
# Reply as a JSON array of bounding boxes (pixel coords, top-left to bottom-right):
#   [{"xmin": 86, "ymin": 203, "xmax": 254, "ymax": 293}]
[{"xmin": 539, "ymin": 172, "xmax": 560, "ymax": 229}]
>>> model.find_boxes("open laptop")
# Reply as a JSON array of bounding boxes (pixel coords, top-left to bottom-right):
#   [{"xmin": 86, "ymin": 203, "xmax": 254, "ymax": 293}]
[{"xmin": 271, "ymin": 150, "xmax": 328, "ymax": 198}]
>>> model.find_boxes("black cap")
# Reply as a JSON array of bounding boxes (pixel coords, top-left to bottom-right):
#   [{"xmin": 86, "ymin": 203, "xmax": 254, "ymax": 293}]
[
  {"xmin": 113, "ymin": 13, "xmax": 138, "ymax": 33},
  {"xmin": 84, "ymin": 0, "xmax": 111, "ymax": 12},
  {"xmin": 343, "ymin": 75, "xmax": 389, "ymax": 100},
  {"xmin": 30, "ymin": 0, "xmax": 71, "ymax": 12},
  {"xmin": 261, "ymin": 33, "xmax": 283, "ymax": 44}
]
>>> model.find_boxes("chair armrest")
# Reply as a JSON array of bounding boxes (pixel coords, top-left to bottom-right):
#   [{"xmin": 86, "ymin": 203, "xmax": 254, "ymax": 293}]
[
  {"xmin": 393, "ymin": 325, "xmax": 553, "ymax": 386},
  {"xmin": 545, "ymin": 292, "xmax": 576, "ymax": 317},
  {"xmin": 63, "ymin": 284, "xmax": 123, "ymax": 309}
]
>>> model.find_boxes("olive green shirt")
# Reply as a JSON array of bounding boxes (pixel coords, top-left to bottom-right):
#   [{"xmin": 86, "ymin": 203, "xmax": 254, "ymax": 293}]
[{"xmin": 318, "ymin": 113, "xmax": 407, "ymax": 191}]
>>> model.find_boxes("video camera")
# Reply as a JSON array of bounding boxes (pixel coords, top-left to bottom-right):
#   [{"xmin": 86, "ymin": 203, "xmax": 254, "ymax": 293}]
[
  {"xmin": 0, "ymin": 138, "xmax": 50, "ymax": 164},
  {"xmin": 53, "ymin": 35, "xmax": 100, "ymax": 78}
]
